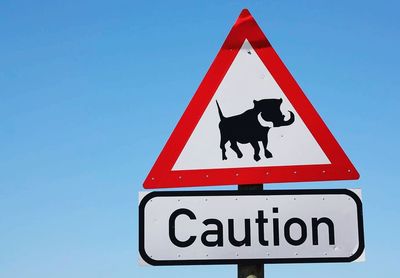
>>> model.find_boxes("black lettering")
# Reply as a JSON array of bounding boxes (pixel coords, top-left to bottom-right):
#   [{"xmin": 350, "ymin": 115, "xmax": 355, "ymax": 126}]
[
  {"xmin": 255, "ymin": 210, "xmax": 268, "ymax": 246},
  {"xmin": 284, "ymin": 218, "xmax": 307, "ymax": 246},
  {"xmin": 273, "ymin": 207, "xmax": 280, "ymax": 246},
  {"xmin": 312, "ymin": 217, "xmax": 335, "ymax": 245},
  {"xmin": 169, "ymin": 208, "xmax": 197, "ymax": 247},
  {"xmin": 228, "ymin": 218, "xmax": 251, "ymax": 246},
  {"xmin": 201, "ymin": 219, "xmax": 223, "ymax": 247}
]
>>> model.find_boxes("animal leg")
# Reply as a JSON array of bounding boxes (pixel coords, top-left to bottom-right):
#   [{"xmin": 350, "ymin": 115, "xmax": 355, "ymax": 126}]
[
  {"xmin": 250, "ymin": 141, "xmax": 261, "ymax": 161},
  {"xmin": 230, "ymin": 141, "xmax": 243, "ymax": 159},
  {"xmin": 220, "ymin": 138, "xmax": 228, "ymax": 160},
  {"xmin": 262, "ymin": 136, "xmax": 273, "ymax": 158}
]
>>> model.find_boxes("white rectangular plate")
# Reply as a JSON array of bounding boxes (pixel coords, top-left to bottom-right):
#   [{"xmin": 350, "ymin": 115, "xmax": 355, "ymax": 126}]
[{"xmin": 139, "ymin": 189, "xmax": 364, "ymax": 265}]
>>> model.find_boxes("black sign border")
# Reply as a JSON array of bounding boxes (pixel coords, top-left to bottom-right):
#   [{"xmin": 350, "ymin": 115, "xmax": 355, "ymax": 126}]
[{"xmin": 139, "ymin": 189, "xmax": 364, "ymax": 266}]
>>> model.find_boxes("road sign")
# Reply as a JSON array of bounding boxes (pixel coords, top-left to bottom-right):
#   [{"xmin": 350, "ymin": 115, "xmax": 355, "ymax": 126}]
[
  {"xmin": 143, "ymin": 9, "xmax": 359, "ymax": 189},
  {"xmin": 139, "ymin": 189, "xmax": 364, "ymax": 265}
]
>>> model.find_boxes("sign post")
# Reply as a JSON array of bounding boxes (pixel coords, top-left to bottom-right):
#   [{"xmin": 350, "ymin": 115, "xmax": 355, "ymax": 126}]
[{"xmin": 238, "ymin": 184, "xmax": 264, "ymax": 278}]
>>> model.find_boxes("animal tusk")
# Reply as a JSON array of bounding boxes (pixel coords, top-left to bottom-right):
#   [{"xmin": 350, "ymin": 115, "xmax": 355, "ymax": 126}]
[
  {"xmin": 279, "ymin": 111, "xmax": 295, "ymax": 127},
  {"xmin": 283, "ymin": 111, "xmax": 291, "ymax": 121},
  {"xmin": 257, "ymin": 113, "xmax": 274, "ymax": 128}
]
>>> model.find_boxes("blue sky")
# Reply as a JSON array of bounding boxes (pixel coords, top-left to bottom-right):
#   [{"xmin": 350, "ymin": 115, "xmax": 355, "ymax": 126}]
[{"xmin": 1, "ymin": 1, "xmax": 399, "ymax": 277}]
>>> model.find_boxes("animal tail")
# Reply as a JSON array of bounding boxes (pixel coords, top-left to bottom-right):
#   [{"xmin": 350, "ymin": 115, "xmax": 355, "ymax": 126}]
[{"xmin": 216, "ymin": 100, "xmax": 225, "ymax": 120}]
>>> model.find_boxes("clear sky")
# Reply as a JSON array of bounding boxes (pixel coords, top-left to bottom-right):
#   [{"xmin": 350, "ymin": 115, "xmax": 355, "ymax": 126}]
[{"xmin": 1, "ymin": 1, "xmax": 399, "ymax": 277}]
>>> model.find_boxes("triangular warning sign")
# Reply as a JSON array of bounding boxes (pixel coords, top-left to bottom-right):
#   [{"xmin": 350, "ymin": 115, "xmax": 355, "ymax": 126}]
[{"xmin": 144, "ymin": 9, "xmax": 359, "ymax": 189}]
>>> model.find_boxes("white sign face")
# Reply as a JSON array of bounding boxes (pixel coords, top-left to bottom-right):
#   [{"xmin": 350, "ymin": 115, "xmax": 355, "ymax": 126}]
[
  {"xmin": 172, "ymin": 40, "xmax": 330, "ymax": 171},
  {"xmin": 139, "ymin": 189, "xmax": 364, "ymax": 265}
]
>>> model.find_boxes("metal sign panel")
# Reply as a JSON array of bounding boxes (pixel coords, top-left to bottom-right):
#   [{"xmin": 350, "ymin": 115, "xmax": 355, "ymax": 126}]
[
  {"xmin": 143, "ymin": 9, "xmax": 359, "ymax": 189},
  {"xmin": 139, "ymin": 189, "xmax": 364, "ymax": 265}
]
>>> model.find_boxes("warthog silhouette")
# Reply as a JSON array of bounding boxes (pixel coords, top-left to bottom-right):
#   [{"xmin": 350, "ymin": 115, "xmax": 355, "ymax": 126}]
[{"xmin": 216, "ymin": 98, "xmax": 295, "ymax": 161}]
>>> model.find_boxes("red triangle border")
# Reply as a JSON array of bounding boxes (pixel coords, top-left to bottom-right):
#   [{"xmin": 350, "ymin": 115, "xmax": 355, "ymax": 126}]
[{"xmin": 143, "ymin": 9, "xmax": 359, "ymax": 189}]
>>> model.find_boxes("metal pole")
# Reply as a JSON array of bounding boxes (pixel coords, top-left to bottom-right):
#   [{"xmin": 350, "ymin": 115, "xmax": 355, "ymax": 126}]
[{"xmin": 237, "ymin": 184, "xmax": 265, "ymax": 278}]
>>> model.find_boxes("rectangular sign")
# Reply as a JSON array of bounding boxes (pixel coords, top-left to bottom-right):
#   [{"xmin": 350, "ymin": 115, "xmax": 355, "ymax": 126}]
[{"xmin": 139, "ymin": 189, "xmax": 364, "ymax": 265}]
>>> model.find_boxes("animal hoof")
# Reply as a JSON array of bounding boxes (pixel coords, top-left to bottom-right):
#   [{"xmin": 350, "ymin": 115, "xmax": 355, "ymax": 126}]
[
  {"xmin": 222, "ymin": 156, "xmax": 227, "ymax": 160},
  {"xmin": 237, "ymin": 153, "xmax": 243, "ymax": 159},
  {"xmin": 254, "ymin": 155, "xmax": 261, "ymax": 161},
  {"xmin": 265, "ymin": 152, "xmax": 273, "ymax": 159}
]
